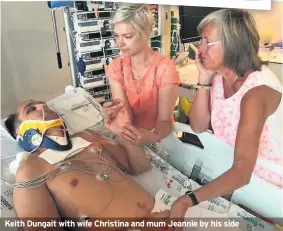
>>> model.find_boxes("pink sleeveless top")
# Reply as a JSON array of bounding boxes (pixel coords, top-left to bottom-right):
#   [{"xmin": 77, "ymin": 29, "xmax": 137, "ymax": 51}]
[
  {"xmin": 107, "ymin": 51, "xmax": 180, "ymax": 130},
  {"xmin": 210, "ymin": 66, "xmax": 283, "ymax": 188}
]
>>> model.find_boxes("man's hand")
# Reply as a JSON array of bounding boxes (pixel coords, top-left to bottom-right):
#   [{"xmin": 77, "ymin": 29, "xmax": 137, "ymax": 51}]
[
  {"xmin": 168, "ymin": 195, "xmax": 191, "ymax": 231},
  {"xmin": 103, "ymin": 100, "xmax": 124, "ymax": 122},
  {"xmin": 121, "ymin": 124, "xmax": 161, "ymax": 145},
  {"xmin": 146, "ymin": 210, "xmax": 170, "ymax": 231},
  {"xmin": 148, "ymin": 210, "xmax": 170, "ymax": 219},
  {"xmin": 105, "ymin": 104, "xmax": 132, "ymax": 136}
]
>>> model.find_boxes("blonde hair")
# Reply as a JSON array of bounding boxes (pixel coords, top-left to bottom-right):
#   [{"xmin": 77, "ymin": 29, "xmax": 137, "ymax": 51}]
[
  {"xmin": 113, "ymin": 4, "xmax": 154, "ymax": 36},
  {"xmin": 197, "ymin": 9, "xmax": 263, "ymax": 77}
]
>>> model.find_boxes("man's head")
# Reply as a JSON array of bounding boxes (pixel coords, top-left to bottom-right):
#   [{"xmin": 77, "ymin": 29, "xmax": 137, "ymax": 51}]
[
  {"xmin": 5, "ymin": 100, "xmax": 72, "ymax": 152},
  {"xmin": 5, "ymin": 100, "xmax": 60, "ymax": 139},
  {"xmin": 17, "ymin": 100, "xmax": 59, "ymax": 122}
]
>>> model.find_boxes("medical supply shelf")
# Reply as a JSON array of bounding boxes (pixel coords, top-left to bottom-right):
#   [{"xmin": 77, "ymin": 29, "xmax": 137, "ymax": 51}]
[{"xmin": 62, "ymin": 1, "xmax": 171, "ymax": 104}]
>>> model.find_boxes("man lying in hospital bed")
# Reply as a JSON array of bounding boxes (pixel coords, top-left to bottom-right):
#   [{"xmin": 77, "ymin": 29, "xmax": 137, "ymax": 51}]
[{"xmin": 0, "ymin": 88, "xmax": 278, "ymax": 231}]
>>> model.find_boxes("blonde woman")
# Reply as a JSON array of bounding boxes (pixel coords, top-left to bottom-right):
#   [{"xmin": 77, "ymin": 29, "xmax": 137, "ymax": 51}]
[{"xmin": 103, "ymin": 4, "xmax": 180, "ymax": 145}]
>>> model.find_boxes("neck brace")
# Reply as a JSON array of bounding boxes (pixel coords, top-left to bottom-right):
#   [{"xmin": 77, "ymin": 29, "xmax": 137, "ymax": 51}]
[
  {"xmin": 18, "ymin": 119, "xmax": 64, "ymax": 137},
  {"xmin": 38, "ymin": 136, "xmax": 91, "ymax": 165},
  {"xmin": 16, "ymin": 119, "xmax": 72, "ymax": 152}
]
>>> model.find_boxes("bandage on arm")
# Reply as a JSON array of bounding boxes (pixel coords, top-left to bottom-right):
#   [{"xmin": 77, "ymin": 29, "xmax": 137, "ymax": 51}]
[{"xmin": 13, "ymin": 164, "xmax": 64, "ymax": 231}]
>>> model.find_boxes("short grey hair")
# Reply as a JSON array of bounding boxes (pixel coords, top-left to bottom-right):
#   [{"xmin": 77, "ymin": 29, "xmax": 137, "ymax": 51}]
[
  {"xmin": 197, "ymin": 9, "xmax": 264, "ymax": 77},
  {"xmin": 113, "ymin": 4, "xmax": 154, "ymax": 36}
]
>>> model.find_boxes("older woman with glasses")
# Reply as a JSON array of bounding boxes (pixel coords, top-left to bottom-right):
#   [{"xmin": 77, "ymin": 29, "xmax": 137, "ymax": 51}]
[{"xmin": 168, "ymin": 8, "xmax": 282, "ymax": 227}]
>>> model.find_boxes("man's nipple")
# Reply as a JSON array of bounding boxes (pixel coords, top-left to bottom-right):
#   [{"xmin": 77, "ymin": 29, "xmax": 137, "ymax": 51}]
[{"xmin": 70, "ymin": 178, "xmax": 79, "ymax": 187}]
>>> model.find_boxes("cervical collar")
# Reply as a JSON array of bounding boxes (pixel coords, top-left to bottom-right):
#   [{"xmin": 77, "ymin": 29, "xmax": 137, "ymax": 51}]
[
  {"xmin": 39, "ymin": 137, "xmax": 91, "ymax": 165},
  {"xmin": 16, "ymin": 119, "xmax": 72, "ymax": 152}
]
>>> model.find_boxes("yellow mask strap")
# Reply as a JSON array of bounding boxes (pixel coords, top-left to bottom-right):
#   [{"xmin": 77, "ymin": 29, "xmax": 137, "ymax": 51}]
[{"xmin": 18, "ymin": 119, "xmax": 64, "ymax": 137}]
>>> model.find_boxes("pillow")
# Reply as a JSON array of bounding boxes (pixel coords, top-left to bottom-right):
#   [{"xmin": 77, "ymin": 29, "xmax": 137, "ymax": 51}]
[
  {"xmin": 47, "ymin": 87, "xmax": 105, "ymax": 135},
  {"xmin": 1, "ymin": 119, "xmax": 23, "ymax": 183},
  {"xmin": 1, "ymin": 119, "xmax": 23, "ymax": 223}
]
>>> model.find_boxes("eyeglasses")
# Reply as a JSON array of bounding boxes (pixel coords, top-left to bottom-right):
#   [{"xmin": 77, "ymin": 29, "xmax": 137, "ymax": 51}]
[{"xmin": 199, "ymin": 39, "xmax": 221, "ymax": 49}]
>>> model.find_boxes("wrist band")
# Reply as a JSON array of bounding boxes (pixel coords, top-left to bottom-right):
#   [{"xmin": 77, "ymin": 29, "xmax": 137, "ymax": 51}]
[
  {"xmin": 194, "ymin": 83, "xmax": 212, "ymax": 89},
  {"xmin": 185, "ymin": 191, "xmax": 199, "ymax": 206},
  {"xmin": 198, "ymin": 82, "xmax": 212, "ymax": 86}
]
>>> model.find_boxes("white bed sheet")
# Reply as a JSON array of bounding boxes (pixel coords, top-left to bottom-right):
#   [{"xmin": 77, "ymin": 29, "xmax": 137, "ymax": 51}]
[{"xmin": 132, "ymin": 146, "xmax": 277, "ymax": 231}]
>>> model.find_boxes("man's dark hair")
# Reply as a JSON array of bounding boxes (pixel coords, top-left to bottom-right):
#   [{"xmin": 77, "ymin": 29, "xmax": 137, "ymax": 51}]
[{"xmin": 4, "ymin": 114, "xmax": 18, "ymax": 139}]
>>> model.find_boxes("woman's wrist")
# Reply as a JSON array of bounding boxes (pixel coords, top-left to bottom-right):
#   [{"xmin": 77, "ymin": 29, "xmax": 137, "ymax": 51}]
[
  {"xmin": 175, "ymin": 194, "xmax": 193, "ymax": 210},
  {"xmin": 199, "ymin": 73, "xmax": 215, "ymax": 85},
  {"xmin": 141, "ymin": 130, "xmax": 162, "ymax": 145},
  {"xmin": 152, "ymin": 130, "xmax": 163, "ymax": 142},
  {"xmin": 198, "ymin": 80, "xmax": 212, "ymax": 85}
]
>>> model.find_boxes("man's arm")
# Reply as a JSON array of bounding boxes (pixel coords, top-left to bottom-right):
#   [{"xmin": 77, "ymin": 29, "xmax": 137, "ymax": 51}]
[
  {"xmin": 13, "ymin": 159, "xmax": 65, "ymax": 231},
  {"xmin": 102, "ymin": 137, "xmax": 151, "ymax": 175}
]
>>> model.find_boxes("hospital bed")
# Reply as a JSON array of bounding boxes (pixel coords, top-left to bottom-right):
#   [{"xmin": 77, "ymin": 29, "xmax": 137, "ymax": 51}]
[{"xmin": 0, "ymin": 87, "xmax": 282, "ymax": 231}]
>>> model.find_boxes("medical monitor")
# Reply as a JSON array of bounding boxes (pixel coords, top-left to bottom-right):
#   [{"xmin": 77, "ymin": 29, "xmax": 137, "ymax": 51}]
[{"xmin": 179, "ymin": 6, "xmax": 223, "ymax": 44}]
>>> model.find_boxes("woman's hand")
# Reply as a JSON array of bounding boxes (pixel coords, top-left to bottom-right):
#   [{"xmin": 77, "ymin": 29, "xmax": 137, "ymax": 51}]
[
  {"xmin": 121, "ymin": 124, "xmax": 161, "ymax": 145},
  {"xmin": 195, "ymin": 52, "xmax": 216, "ymax": 84}
]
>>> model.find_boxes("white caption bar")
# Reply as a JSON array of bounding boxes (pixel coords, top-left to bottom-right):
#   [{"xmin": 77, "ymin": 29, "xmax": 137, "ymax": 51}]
[{"xmin": 105, "ymin": 0, "xmax": 272, "ymax": 10}]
